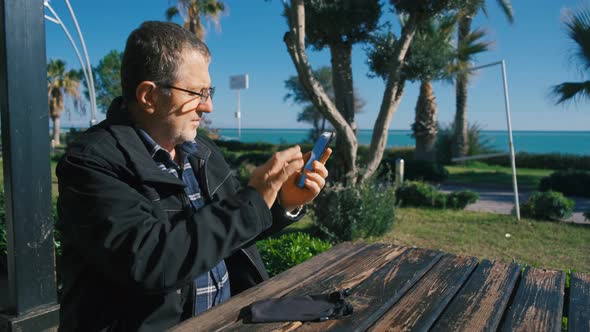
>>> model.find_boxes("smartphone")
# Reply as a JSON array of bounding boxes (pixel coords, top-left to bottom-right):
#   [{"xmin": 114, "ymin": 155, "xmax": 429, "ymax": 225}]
[{"xmin": 298, "ymin": 131, "xmax": 335, "ymax": 188}]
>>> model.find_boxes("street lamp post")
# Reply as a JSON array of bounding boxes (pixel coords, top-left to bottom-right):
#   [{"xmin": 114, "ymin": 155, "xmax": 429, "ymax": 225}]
[
  {"xmin": 44, "ymin": 0, "xmax": 97, "ymax": 126},
  {"xmin": 451, "ymin": 60, "xmax": 520, "ymax": 220}
]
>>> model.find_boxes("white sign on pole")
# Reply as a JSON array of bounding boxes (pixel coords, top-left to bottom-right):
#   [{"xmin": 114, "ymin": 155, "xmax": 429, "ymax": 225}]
[
  {"xmin": 230, "ymin": 74, "xmax": 249, "ymax": 90},
  {"xmin": 229, "ymin": 74, "xmax": 249, "ymax": 139}
]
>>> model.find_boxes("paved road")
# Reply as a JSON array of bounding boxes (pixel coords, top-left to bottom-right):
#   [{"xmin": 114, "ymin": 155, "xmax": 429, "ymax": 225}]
[{"xmin": 439, "ymin": 183, "xmax": 590, "ymax": 224}]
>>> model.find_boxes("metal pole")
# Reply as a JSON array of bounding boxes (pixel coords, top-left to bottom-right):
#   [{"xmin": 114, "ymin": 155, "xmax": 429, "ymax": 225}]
[
  {"xmin": 461, "ymin": 60, "xmax": 520, "ymax": 220},
  {"xmin": 237, "ymin": 89, "xmax": 241, "ymax": 139},
  {"xmin": 44, "ymin": 3, "xmax": 92, "ymax": 106},
  {"xmin": 469, "ymin": 60, "xmax": 502, "ymax": 72},
  {"xmin": 45, "ymin": 1, "xmax": 97, "ymax": 127},
  {"xmin": 500, "ymin": 60, "xmax": 520, "ymax": 220},
  {"xmin": 64, "ymin": 0, "xmax": 98, "ymax": 126}
]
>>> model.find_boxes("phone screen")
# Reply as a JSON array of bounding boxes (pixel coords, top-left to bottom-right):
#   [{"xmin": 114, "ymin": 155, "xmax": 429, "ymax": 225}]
[{"xmin": 298, "ymin": 131, "xmax": 334, "ymax": 188}]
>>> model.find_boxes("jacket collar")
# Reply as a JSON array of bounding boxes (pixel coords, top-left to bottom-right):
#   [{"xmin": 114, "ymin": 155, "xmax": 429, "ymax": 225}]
[{"xmin": 104, "ymin": 97, "xmax": 211, "ymax": 187}]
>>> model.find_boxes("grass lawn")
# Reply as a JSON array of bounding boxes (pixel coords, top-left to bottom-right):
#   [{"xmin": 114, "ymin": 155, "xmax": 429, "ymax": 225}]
[
  {"xmin": 380, "ymin": 208, "xmax": 590, "ymax": 273},
  {"xmin": 446, "ymin": 162, "xmax": 553, "ymax": 189},
  {"xmin": 288, "ymin": 208, "xmax": 590, "ymax": 273}
]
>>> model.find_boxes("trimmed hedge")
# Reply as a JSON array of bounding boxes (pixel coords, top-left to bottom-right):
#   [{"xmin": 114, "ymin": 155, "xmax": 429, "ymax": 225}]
[
  {"xmin": 257, "ymin": 232, "xmax": 332, "ymax": 277},
  {"xmin": 357, "ymin": 146, "xmax": 415, "ymax": 165},
  {"xmin": 378, "ymin": 159, "xmax": 448, "ymax": 183},
  {"xmin": 396, "ymin": 181, "xmax": 479, "ymax": 210},
  {"xmin": 213, "ymin": 139, "xmax": 275, "ymax": 152},
  {"xmin": 485, "ymin": 152, "xmax": 590, "ymax": 171},
  {"xmin": 520, "ymin": 191, "xmax": 575, "ymax": 221},
  {"xmin": 539, "ymin": 170, "xmax": 590, "ymax": 197},
  {"xmin": 396, "ymin": 181, "xmax": 445, "ymax": 208},
  {"xmin": 447, "ymin": 190, "xmax": 480, "ymax": 209},
  {"xmin": 235, "ymin": 152, "xmax": 274, "ymax": 166}
]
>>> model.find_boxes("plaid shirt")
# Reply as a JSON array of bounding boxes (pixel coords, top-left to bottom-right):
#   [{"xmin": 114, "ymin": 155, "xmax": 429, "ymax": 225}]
[{"xmin": 137, "ymin": 129, "xmax": 230, "ymax": 316}]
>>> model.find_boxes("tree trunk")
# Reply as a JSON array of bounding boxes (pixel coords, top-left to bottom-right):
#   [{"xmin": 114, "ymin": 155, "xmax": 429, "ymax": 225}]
[
  {"xmin": 413, "ymin": 80, "xmax": 438, "ymax": 162},
  {"xmin": 52, "ymin": 116, "xmax": 60, "ymax": 146},
  {"xmin": 453, "ymin": 15, "xmax": 473, "ymax": 159},
  {"xmin": 329, "ymin": 42, "xmax": 355, "ymax": 129},
  {"xmin": 329, "ymin": 41, "xmax": 356, "ymax": 182},
  {"xmin": 283, "ymin": 0, "xmax": 358, "ymax": 184},
  {"xmin": 361, "ymin": 14, "xmax": 418, "ymax": 183}
]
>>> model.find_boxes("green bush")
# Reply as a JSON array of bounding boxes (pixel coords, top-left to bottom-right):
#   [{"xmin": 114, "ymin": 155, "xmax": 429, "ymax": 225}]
[
  {"xmin": 447, "ymin": 190, "xmax": 480, "ymax": 210},
  {"xmin": 520, "ymin": 191, "xmax": 575, "ymax": 221},
  {"xmin": 312, "ymin": 180, "xmax": 396, "ymax": 242},
  {"xmin": 485, "ymin": 152, "xmax": 590, "ymax": 171},
  {"xmin": 396, "ymin": 181, "xmax": 442, "ymax": 208},
  {"xmin": 213, "ymin": 139, "xmax": 275, "ymax": 152},
  {"xmin": 405, "ymin": 160, "xmax": 449, "ymax": 182},
  {"xmin": 257, "ymin": 232, "xmax": 332, "ymax": 277},
  {"xmin": 235, "ymin": 163, "xmax": 256, "ymax": 187},
  {"xmin": 219, "ymin": 148, "xmax": 240, "ymax": 167},
  {"xmin": 396, "ymin": 181, "xmax": 478, "ymax": 210},
  {"xmin": 539, "ymin": 170, "xmax": 590, "ymax": 198},
  {"xmin": 378, "ymin": 159, "xmax": 448, "ymax": 183},
  {"xmin": 236, "ymin": 152, "xmax": 274, "ymax": 167},
  {"xmin": 358, "ymin": 146, "xmax": 414, "ymax": 166}
]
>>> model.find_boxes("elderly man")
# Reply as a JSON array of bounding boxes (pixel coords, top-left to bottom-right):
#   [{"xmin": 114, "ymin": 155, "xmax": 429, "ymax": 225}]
[{"xmin": 56, "ymin": 21, "xmax": 330, "ymax": 331}]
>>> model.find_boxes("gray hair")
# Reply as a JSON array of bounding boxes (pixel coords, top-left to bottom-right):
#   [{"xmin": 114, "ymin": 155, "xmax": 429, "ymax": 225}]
[{"xmin": 121, "ymin": 21, "xmax": 211, "ymax": 102}]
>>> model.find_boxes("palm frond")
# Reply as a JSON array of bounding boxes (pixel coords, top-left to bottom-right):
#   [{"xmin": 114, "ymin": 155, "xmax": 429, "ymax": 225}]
[
  {"xmin": 457, "ymin": 27, "xmax": 492, "ymax": 61},
  {"xmin": 563, "ymin": 6, "xmax": 590, "ymax": 72},
  {"xmin": 480, "ymin": 1, "xmax": 488, "ymax": 17},
  {"xmin": 165, "ymin": 6, "xmax": 179, "ymax": 21},
  {"xmin": 496, "ymin": 0, "xmax": 514, "ymax": 24},
  {"xmin": 551, "ymin": 80, "xmax": 590, "ymax": 105}
]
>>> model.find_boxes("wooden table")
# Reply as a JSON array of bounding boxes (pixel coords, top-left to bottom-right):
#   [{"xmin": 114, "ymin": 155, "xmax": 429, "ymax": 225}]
[{"xmin": 173, "ymin": 243, "xmax": 590, "ymax": 331}]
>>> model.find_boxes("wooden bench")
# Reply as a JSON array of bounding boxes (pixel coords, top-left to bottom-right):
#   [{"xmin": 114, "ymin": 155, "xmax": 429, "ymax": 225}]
[{"xmin": 172, "ymin": 243, "xmax": 590, "ymax": 331}]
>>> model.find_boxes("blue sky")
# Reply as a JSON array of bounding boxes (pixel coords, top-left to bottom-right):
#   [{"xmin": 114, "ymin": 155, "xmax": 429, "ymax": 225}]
[{"xmin": 45, "ymin": 0, "xmax": 590, "ymax": 130}]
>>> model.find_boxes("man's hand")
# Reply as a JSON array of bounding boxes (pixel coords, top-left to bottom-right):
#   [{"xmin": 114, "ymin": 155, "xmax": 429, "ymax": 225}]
[
  {"xmin": 248, "ymin": 146, "xmax": 304, "ymax": 209},
  {"xmin": 278, "ymin": 148, "xmax": 332, "ymax": 212}
]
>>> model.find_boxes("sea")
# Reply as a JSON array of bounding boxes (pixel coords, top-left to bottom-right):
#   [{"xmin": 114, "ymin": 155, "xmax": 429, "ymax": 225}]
[{"xmin": 215, "ymin": 129, "xmax": 590, "ymax": 156}]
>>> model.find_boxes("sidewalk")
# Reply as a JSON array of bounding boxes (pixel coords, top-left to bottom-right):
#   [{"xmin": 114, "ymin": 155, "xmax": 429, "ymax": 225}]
[{"xmin": 439, "ymin": 183, "xmax": 590, "ymax": 224}]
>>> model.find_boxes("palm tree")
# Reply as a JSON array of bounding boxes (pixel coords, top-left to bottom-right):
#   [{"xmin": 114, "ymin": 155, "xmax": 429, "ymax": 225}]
[
  {"xmin": 165, "ymin": 0, "xmax": 225, "ymax": 40},
  {"xmin": 552, "ymin": 6, "xmax": 590, "ymax": 104},
  {"xmin": 453, "ymin": 0, "xmax": 513, "ymax": 159},
  {"xmin": 404, "ymin": 15, "xmax": 456, "ymax": 162},
  {"xmin": 47, "ymin": 59, "xmax": 80, "ymax": 146}
]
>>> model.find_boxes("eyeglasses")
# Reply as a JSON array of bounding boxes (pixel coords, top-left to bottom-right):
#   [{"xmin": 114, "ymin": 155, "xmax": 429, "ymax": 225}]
[{"xmin": 160, "ymin": 84, "xmax": 215, "ymax": 104}]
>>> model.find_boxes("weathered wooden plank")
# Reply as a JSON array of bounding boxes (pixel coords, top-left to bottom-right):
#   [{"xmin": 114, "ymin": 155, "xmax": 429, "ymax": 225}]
[
  {"xmin": 221, "ymin": 243, "xmax": 410, "ymax": 332},
  {"xmin": 500, "ymin": 267, "xmax": 565, "ymax": 332},
  {"xmin": 294, "ymin": 247, "xmax": 444, "ymax": 331},
  {"xmin": 367, "ymin": 254, "xmax": 478, "ymax": 332},
  {"xmin": 172, "ymin": 242, "xmax": 364, "ymax": 332},
  {"xmin": 171, "ymin": 243, "xmax": 392, "ymax": 331},
  {"xmin": 568, "ymin": 272, "xmax": 590, "ymax": 332},
  {"xmin": 431, "ymin": 260, "xmax": 520, "ymax": 331}
]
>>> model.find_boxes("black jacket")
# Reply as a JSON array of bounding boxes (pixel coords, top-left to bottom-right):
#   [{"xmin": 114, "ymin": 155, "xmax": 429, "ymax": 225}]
[{"xmin": 56, "ymin": 98, "xmax": 303, "ymax": 331}]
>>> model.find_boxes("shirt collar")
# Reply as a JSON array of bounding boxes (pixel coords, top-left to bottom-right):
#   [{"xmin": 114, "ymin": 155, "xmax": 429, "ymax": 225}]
[{"xmin": 136, "ymin": 128, "xmax": 200, "ymax": 164}]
